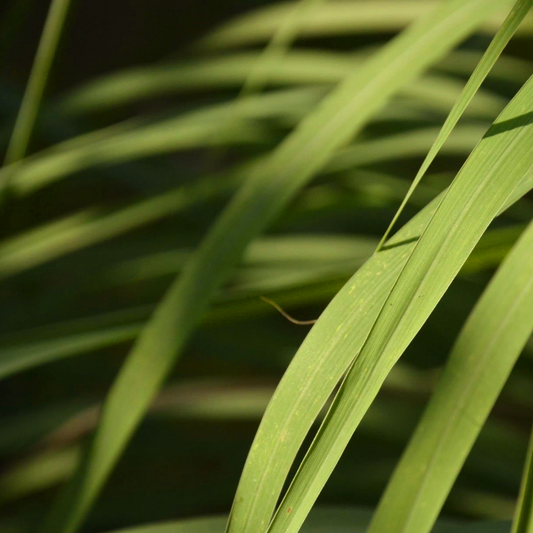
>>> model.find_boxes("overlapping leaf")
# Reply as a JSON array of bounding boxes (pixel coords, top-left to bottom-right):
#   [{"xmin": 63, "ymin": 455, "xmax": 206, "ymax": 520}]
[
  {"xmin": 368, "ymin": 215, "xmax": 533, "ymax": 533},
  {"xmin": 198, "ymin": 0, "xmax": 530, "ymax": 50},
  {"xmin": 40, "ymin": 1, "xmax": 514, "ymax": 531}
]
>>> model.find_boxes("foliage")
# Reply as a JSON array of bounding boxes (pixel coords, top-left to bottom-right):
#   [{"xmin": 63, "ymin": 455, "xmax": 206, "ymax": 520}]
[{"xmin": 1, "ymin": 1, "xmax": 533, "ymax": 532}]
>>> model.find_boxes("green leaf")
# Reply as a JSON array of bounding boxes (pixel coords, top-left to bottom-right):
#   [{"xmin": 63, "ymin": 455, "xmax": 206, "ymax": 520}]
[
  {"xmin": 237, "ymin": 0, "xmax": 325, "ymax": 98},
  {"xmin": 0, "ymin": 222, "xmax": 524, "ymax": 381},
  {"xmin": 1, "ymin": 101, "xmax": 273, "ymax": 195},
  {"xmin": 0, "ymin": 168, "xmax": 240, "ymax": 279},
  {"xmin": 102, "ymin": 508, "xmax": 510, "ymax": 533},
  {"xmin": 0, "ymin": 448, "xmax": 80, "ymax": 504},
  {"xmin": 512, "ymin": 428, "xmax": 533, "ymax": 533},
  {"xmin": 376, "ymin": 0, "xmax": 533, "ymax": 251},
  {"xmin": 0, "ymin": 124, "xmax": 482, "ymax": 281},
  {"xmin": 197, "ymin": 0, "xmax": 530, "ymax": 50},
  {"xmin": 264, "ymin": 75, "xmax": 533, "ymax": 533},
  {"xmin": 227, "ymin": 127, "xmax": 533, "ymax": 533},
  {"xmin": 368, "ymin": 216, "xmax": 533, "ymax": 533},
  {"xmin": 326, "ymin": 125, "xmax": 486, "ymax": 174},
  {"xmin": 40, "ymin": 1, "xmax": 518, "ymax": 531},
  {"xmin": 60, "ymin": 51, "xmax": 506, "ymax": 118},
  {"xmin": 4, "ymin": 84, "xmax": 492, "ymax": 197},
  {"xmin": 3, "ymin": 0, "xmax": 71, "ymax": 167}
]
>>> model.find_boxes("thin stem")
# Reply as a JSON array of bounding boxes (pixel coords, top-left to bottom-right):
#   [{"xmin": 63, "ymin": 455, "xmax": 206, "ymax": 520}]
[
  {"xmin": 512, "ymin": 425, "xmax": 533, "ymax": 533},
  {"xmin": 3, "ymin": 0, "xmax": 72, "ymax": 167},
  {"xmin": 260, "ymin": 296, "xmax": 317, "ymax": 325},
  {"xmin": 239, "ymin": 0, "xmax": 324, "ymax": 98}
]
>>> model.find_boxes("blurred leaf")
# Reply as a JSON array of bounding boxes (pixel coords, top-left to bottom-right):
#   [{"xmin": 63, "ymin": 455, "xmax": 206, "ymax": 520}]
[
  {"xmin": 60, "ymin": 51, "xmax": 506, "ymax": 117},
  {"xmin": 3, "ymin": 0, "xmax": 71, "ymax": 167},
  {"xmin": 0, "ymin": 448, "xmax": 80, "ymax": 504},
  {"xmin": 1, "ymin": 104, "xmax": 272, "ymax": 195},
  {"xmin": 0, "ymin": 124, "xmax": 482, "ymax": 281},
  {"xmin": 198, "ymin": 0, "xmax": 530, "ymax": 50},
  {"xmin": 0, "ymin": 221, "xmax": 526, "ymax": 381},
  {"xmin": 237, "ymin": 0, "xmax": 325, "ymax": 97},
  {"xmin": 41, "ymin": 1, "xmax": 514, "ymax": 532},
  {"xmin": 512, "ymin": 428, "xmax": 533, "ymax": 533},
  {"xmin": 103, "ymin": 508, "xmax": 511, "ymax": 533}
]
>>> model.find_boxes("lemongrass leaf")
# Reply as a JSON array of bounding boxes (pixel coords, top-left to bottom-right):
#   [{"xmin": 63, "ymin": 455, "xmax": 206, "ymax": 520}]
[
  {"xmin": 3, "ymin": 0, "xmax": 72, "ymax": 167},
  {"xmin": 264, "ymin": 75, "xmax": 533, "ymax": 533},
  {"xmin": 376, "ymin": 0, "xmax": 533, "ymax": 251},
  {"xmin": 227, "ymin": 157, "xmax": 533, "ymax": 533},
  {"xmin": 368, "ymin": 216, "xmax": 533, "ymax": 533},
  {"xmin": 60, "ymin": 51, "xmax": 506, "ymax": 117},
  {"xmin": 238, "ymin": 0, "xmax": 325, "ymax": 97},
  {"xmin": 0, "ymin": 124, "xmax": 482, "ymax": 281},
  {"xmin": 0, "ymin": 221, "xmax": 526, "ymax": 381},
  {"xmin": 512, "ymin": 428, "xmax": 533, "ymax": 533},
  {"xmin": 198, "ymin": 0, "xmax": 530, "ymax": 50},
  {"xmin": 40, "ymin": 2, "xmax": 517, "ymax": 531}
]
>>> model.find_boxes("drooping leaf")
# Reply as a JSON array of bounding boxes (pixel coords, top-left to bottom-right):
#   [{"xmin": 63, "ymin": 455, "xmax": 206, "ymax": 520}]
[
  {"xmin": 60, "ymin": 51, "xmax": 507, "ymax": 117},
  {"xmin": 197, "ymin": 0, "xmax": 529, "ymax": 50},
  {"xmin": 0, "ymin": 222, "xmax": 525, "ymax": 381},
  {"xmin": 3, "ymin": 0, "xmax": 72, "ymax": 167},
  {"xmin": 512, "ymin": 428, "xmax": 533, "ymax": 533}
]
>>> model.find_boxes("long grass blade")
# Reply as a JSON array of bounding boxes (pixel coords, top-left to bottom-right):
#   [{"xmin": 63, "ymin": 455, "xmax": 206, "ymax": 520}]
[
  {"xmin": 238, "ymin": 0, "xmax": 324, "ymax": 97},
  {"xmin": 0, "ymin": 221, "xmax": 525, "ymax": 381},
  {"xmin": 368, "ymin": 217, "xmax": 533, "ymax": 533},
  {"xmin": 264, "ymin": 75, "xmax": 533, "ymax": 533},
  {"xmin": 376, "ymin": 0, "xmax": 533, "ymax": 252},
  {"xmin": 3, "ymin": 0, "xmax": 72, "ymax": 167},
  {"xmin": 512, "ymin": 428, "xmax": 533, "ymax": 533},
  {"xmin": 198, "ymin": 0, "xmax": 530, "ymax": 50},
  {"xmin": 60, "ymin": 51, "xmax": 508, "ymax": 117},
  {"xmin": 39, "ymin": 2, "xmax": 516, "ymax": 531},
  {"xmin": 227, "ymin": 154, "xmax": 533, "ymax": 533},
  {"xmin": 1, "ymin": 104, "xmax": 272, "ymax": 195},
  {"xmin": 0, "ymin": 124, "xmax": 484, "ymax": 282}
]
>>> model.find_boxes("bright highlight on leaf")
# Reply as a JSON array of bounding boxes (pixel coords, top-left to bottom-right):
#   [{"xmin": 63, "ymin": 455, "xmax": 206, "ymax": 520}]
[{"xmin": 1, "ymin": 0, "xmax": 532, "ymax": 532}]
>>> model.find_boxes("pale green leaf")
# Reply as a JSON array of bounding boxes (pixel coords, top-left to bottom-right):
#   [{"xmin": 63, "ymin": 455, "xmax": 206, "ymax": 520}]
[
  {"xmin": 40, "ymin": 2, "xmax": 517, "ymax": 531},
  {"xmin": 264, "ymin": 75, "xmax": 533, "ymax": 533},
  {"xmin": 198, "ymin": 0, "xmax": 529, "ymax": 50},
  {"xmin": 377, "ymin": 0, "xmax": 533, "ymax": 251},
  {"xmin": 368, "ymin": 216, "xmax": 533, "ymax": 533},
  {"xmin": 60, "ymin": 51, "xmax": 506, "ymax": 118}
]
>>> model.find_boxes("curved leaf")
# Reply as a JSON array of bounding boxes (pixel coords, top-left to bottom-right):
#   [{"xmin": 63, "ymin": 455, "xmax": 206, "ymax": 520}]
[
  {"xmin": 198, "ymin": 0, "xmax": 529, "ymax": 50},
  {"xmin": 40, "ymin": 1, "xmax": 516, "ymax": 531},
  {"xmin": 60, "ymin": 51, "xmax": 505, "ymax": 117},
  {"xmin": 377, "ymin": 0, "xmax": 533, "ymax": 250},
  {"xmin": 265, "ymin": 75, "xmax": 533, "ymax": 533},
  {"xmin": 369, "ymin": 216, "xmax": 533, "ymax": 533}
]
